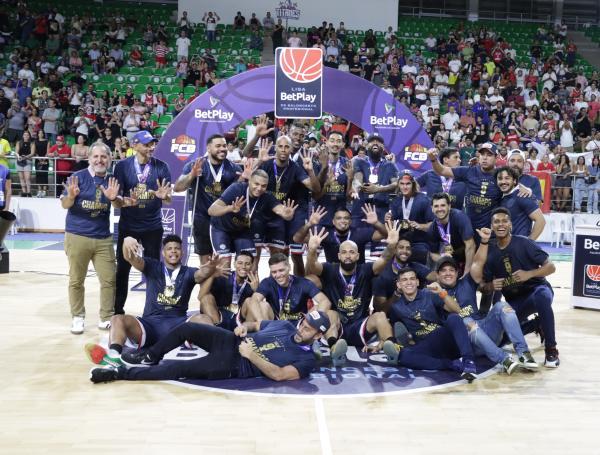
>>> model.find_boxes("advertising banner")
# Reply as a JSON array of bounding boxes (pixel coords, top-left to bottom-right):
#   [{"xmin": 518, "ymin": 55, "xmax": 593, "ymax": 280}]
[{"xmin": 571, "ymin": 225, "xmax": 600, "ymax": 310}]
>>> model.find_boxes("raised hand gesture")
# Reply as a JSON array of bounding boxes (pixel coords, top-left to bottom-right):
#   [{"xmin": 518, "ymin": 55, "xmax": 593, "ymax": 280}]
[
  {"xmin": 254, "ymin": 114, "xmax": 274, "ymax": 138},
  {"xmin": 383, "ymin": 219, "xmax": 400, "ymax": 245},
  {"xmin": 427, "ymin": 148, "xmax": 439, "ymax": 162},
  {"xmin": 281, "ymin": 198, "xmax": 298, "ymax": 220},
  {"xmin": 100, "ymin": 177, "xmax": 120, "ymax": 201},
  {"xmin": 214, "ymin": 264, "xmax": 232, "ymax": 279},
  {"xmin": 122, "ymin": 236, "xmax": 142, "ymax": 261},
  {"xmin": 123, "ymin": 189, "xmax": 139, "ymax": 207},
  {"xmin": 153, "ymin": 178, "xmax": 172, "ymax": 200},
  {"xmin": 63, "ymin": 175, "xmax": 80, "ymax": 199},
  {"xmin": 318, "ymin": 145, "xmax": 329, "ymax": 169},
  {"xmin": 308, "ymin": 226, "xmax": 329, "ymax": 251},
  {"xmin": 476, "ymin": 227, "xmax": 492, "ymax": 244},
  {"xmin": 426, "ymin": 282, "xmax": 443, "ymax": 295},
  {"xmin": 301, "ymin": 149, "xmax": 314, "ymax": 172},
  {"xmin": 258, "ymin": 138, "xmax": 273, "ymax": 163},
  {"xmin": 230, "ymin": 196, "xmax": 246, "ymax": 213},
  {"xmin": 247, "ymin": 271, "xmax": 260, "ymax": 291},
  {"xmin": 191, "ymin": 157, "xmax": 205, "ymax": 177},
  {"xmin": 360, "ymin": 203, "xmax": 379, "ymax": 225},
  {"xmin": 308, "ymin": 205, "xmax": 327, "ymax": 227},
  {"xmin": 239, "ymin": 158, "xmax": 255, "ymax": 181}
]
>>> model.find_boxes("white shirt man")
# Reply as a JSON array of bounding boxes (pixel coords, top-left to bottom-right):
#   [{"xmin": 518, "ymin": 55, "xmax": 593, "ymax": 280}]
[
  {"xmin": 17, "ymin": 66, "xmax": 35, "ymax": 85},
  {"xmin": 176, "ymin": 34, "xmax": 191, "ymax": 60},
  {"xmin": 287, "ymin": 34, "xmax": 302, "ymax": 47},
  {"xmin": 402, "ymin": 62, "xmax": 417, "ymax": 76},
  {"xmin": 448, "ymin": 57, "xmax": 462, "ymax": 74},
  {"xmin": 442, "ymin": 108, "xmax": 460, "ymax": 130}
]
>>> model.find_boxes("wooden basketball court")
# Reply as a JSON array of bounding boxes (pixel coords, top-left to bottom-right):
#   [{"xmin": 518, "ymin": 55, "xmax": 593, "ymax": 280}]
[{"xmin": 1, "ymin": 247, "xmax": 599, "ymax": 454}]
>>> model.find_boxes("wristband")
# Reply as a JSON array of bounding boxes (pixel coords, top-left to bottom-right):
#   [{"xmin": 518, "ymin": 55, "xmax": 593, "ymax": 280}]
[
  {"xmin": 480, "ymin": 241, "xmax": 489, "ymax": 245},
  {"xmin": 438, "ymin": 290, "xmax": 448, "ymax": 299}
]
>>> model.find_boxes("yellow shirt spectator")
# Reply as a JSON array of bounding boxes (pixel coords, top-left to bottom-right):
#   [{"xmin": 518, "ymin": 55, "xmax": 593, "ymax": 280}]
[
  {"xmin": 125, "ymin": 147, "xmax": 136, "ymax": 157},
  {"xmin": 0, "ymin": 138, "xmax": 11, "ymax": 168}
]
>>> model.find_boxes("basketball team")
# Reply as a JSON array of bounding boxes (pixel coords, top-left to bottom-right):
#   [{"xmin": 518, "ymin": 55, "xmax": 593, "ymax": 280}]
[{"xmin": 60, "ymin": 117, "xmax": 558, "ymax": 386}]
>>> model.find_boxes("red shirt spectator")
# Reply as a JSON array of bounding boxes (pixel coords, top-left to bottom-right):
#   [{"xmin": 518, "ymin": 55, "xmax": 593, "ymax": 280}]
[
  {"xmin": 537, "ymin": 160, "xmax": 556, "ymax": 172},
  {"xmin": 47, "ymin": 136, "xmax": 73, "ymax": 177},
  {"xmin": 492, "ymin": 47, "xmax": 504, "ymax": 64}
]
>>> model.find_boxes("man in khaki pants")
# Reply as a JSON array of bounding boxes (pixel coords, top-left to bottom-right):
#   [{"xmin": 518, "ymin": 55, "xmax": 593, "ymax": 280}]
[{"xmin": 61, "ymin": 142, "xmax": 120, "ymax": 334}]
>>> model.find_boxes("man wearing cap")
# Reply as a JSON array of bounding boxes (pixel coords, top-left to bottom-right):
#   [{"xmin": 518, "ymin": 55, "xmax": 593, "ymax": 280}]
[
  {"xmin": 496, "ymin": 166, "xmax": 545, "ymax": 239},
  {"xmin": 508, "ymin": 149, "xmax": 543, "ymax": 201},
  {"xmin": 417, "ymin": 147, "xmax": 466, "ymax": 210},
  {"xmin": 47, "ymin": 135, "xmax": 72, "ymax": 191},
  {"xmin": 90, "ymin": 310, "xmax": 332, "ymax": 383},
  {"xmin": 428, "ymin": 192, "xmax": 475, "ymax": 275},
  {"xmin": 112, "ymin": 130, "xmax": 172, "ymax": 315},
  {"xmin": 351, "ymin": 135, "xmax": 398, "ymax": 237},
  {"xmin": 435, "ymin": 229, "xmax": 540, "ymax": 375},
  {"xmin": 388, "ymin": 169, "xmax": 433, "ymax": 264},
  {"xmin": 174, "ymin": 134, "xmax": 242, "ymax": 265}
]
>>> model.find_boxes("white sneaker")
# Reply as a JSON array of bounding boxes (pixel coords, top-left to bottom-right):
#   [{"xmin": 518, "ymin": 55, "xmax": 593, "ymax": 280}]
[
  {"xmin": 71, "ymin": 316, "xmax": 85, "ymax": 334},
  {"xmin": 98, "ymin": 320, "xmax": 111, "ymax": 330}
]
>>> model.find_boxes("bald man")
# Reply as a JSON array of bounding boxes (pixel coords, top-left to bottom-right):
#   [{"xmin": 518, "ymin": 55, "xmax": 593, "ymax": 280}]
[
  {"xmin": 508, "ymin": 149, "xmax": 543, "ymax": 201},
  {"xmin": 305, "ymin": 220, "xmax": 401, "ymax": 365}
]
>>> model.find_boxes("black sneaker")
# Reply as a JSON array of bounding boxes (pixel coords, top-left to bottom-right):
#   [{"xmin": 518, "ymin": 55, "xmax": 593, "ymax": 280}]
[
  {"xmin": 461, "ymin": 359, "xmax": 478, "ymax": 383},
  {"xmin": 89, "ymin": 365, "xmax": 121, "ymax": 383},
  {"xmin": 501, "ymin": 356, "xmax": 519, "ymax": 375},
  {"xmin": 383, "ymin": 340, "xmax": 401, "ymax": 365},
  {"xmin": 544, "ymin": 347, "xmax": 560, "ymax": 368},
  {"xmin": 121, "ymin": 350, "xmax": 158, "ymax": 367},
  {"xmin": 393, "ymin": 321, "xmax": 412, "ymax": 346},
  {"xmin": 518, "ymin": 351, "xmax": 539, "ymax": 370},
  {"xmin": 330, "ymin": 339, "xmax": 348, "ymax": 367}
]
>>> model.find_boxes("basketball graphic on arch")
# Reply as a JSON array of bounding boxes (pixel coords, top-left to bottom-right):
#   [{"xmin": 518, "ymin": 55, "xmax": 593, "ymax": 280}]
[
  {"xmin": 586, "ymin": 264, "xmax": 600, "ymax": 281},
  {"xmin": 279, "ymin": 48, "xmax": 323, "ymax": 83}
]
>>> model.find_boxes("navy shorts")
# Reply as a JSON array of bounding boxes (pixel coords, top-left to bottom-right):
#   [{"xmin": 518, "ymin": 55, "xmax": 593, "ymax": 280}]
[
  {"xmin": 136, "ymin": 315, "xmax": 187, "ymax": 347},
  {"xmin": 260, "ymin": 218, "xmax": 286, "ymax": 249},
  {"xmin": 287, "ymin": 207, "xmax": 308, "ymax": 255},
  {"xmin": 209, "ymin": 225, "xmax": 256, "ymax": 258},
  {"xmin": 341, "ymin": 316, "xmax": 375, "ymax": 347},
  {"xmin": 193, "ymin": 218, "xmax": 212, "ymax": 256},
  {"xmin": 217, "ymin": 308, "xmax": 239, "ymax": 331}
]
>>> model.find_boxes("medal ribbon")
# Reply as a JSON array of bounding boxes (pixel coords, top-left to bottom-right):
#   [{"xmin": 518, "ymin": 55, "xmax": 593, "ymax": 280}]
[
  {"xmin": 163, "ymin": 264, "xmax": 181, "ymax": 291},
  {"xmin": 440, "ymin": 176, "xmax": 453, "ymax": 193},
  {"xmin": 436, "ymin": 219, "xmax": 451, "ymax": 250},
  {"xmin": 231, "ymin": 272, "xmax": 248, "ymax": 305},
  {"xmin": 208, "ymin": 160, "xmax": 224, "ymax": 183},
  {"xmin": 338, "ymin": 267, "xmax": 356, "ymax": 297},
  {"xmin": 134, "ymin": 158, "xmax": 152, "ymax": 184},
  {"xmin": 401, "ymin": 197, "xmax": 414, "ymax": 220},
  {"xmin": 277, "ymin": 276, "xmax": 294, "ymax": 313}
]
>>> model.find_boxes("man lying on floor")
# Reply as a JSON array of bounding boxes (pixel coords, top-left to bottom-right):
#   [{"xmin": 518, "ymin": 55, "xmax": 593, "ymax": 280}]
[{"xmin": 89, "ymin": 310, "xmax": 330, "ymax": 383}]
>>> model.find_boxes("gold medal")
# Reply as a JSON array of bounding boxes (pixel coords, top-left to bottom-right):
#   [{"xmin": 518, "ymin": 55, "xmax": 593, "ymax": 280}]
[
  {"xmin": 444, "ymin": 244, "xmax": 454, "ymax": 255},
  {"xmin": 164, "ymin": 285, "xmax": 175, "ymax": 297},
  {"xmin": 213, "ymin": 181, "xmax": 221, "ymax": 193}
]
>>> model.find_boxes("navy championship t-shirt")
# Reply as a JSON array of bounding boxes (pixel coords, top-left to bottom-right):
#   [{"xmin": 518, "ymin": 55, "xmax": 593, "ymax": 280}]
[
  {"xmin": 320, "ymin": 262, "xmax": 375, "ymax": 324},
  {"xmin": 428, "ymin": 208, "xmax": 474, "ymax": 259},
  {"xmin": 210, "ymin": 273, "xmax": 255, "ymax": 309},
  {"xmin": 113, "ymin": 156, "xmax": 171, "ymax": 231},
  {"xmin": 259, "ymin": 158, "xmax": 308, "ymax": 203},
  {"xmin": 63, "ymin": 169, "xmax": 111, "ymax": 239},
  {"xmin": 519, "ymin": 174, "xmax": 543, "ymax": 201},
  {"xmin": 237, "ymin": 320, "xmax": 316, "ymax": 379},
  {"xmin": 351, "ymin": 158, "xmax": 398, "ymax": 216},
  {"xmin": 452, "ymin": 165, "xmax": 501, "ymax": 229},
  {"xmin": 211, "ymin": 182, "xmax": 279, "ymax": 233},
  {"xmin": 389, "ymin": 192, "xmax": 434, "ymax": 248},
  {"xmin": 500, "ymin": 190, "xmax": 539, "ymax": 237},
  {"xmin": 321, "ymin": 226, "xmax": 374, "ymax": 264},
  {"xmin": 373, "ymin": 260, "xmax": 432, "ymax": 299},
  {"xmin": 389, "ymin": 289, "xmax": 446, "ymax": 341},
  {"xmin": 256, "ymin": 275, "xmax": 320, "ymax": 321},
  {"xmin": 314, "ymin": 156, "xmax": 349, "ymax": 226},
  {"xmin": 142, "ymin": 257, "xmax": 198, "ymax": 318},
  {"xmin": 182, "ymin": 158, "xmax": 241, "ymax": 221},
  {"xmin": 416, "ymin": 170, "xmax": 466, "ymax": 210},
  {"xmin": 483, "ymin": 235, "xmax": 552, "ymax": 302},
  {"xmin": 443, "ymin": 274, "xmax": 481, "ymax": 320}
]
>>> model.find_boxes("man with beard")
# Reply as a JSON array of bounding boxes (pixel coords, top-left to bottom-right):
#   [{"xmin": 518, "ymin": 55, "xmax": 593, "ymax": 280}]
[
  {"xmin": 293, "ymin": 205, "xmax": 387, "ymax": 265},
  {"xmin": 112, "ymin": 131, "xmax": 173, "ymax": 315},
  {"xmin": 84, "ymin": 235, "xmax": 222, "ymax": 367},
  {"xmin": 436, "ymin": 235, "xmax": 539, "ymax": 375},
  {"xmin": 305, "ymin": 220, "xmax": 400, "ymax": 364},
  {"xmin": 383, "ymin": 268, "xmax": 478, "ymax": 382},
  {"xmin": 388, "ymin": 170, "xmax": 433, "ymax": 264},
  {"xmin": 496, "ymin": 166, "xmax": 545, "ymax": 239},
  {"xmin": 428, "ymin": 192, "xmax": 476, "ymax": 274},
  {"xmin": 174, "ymin": 134, "xmax": 243, "ymax": 265},
  {"xmin": 482, "ymin": 208, "xmax": 559, "ymax": 367},
  {"xmin": 259, "ymin": 132, "xmax": 321, "ymax": 276},
  {"xmin": 417, "ymin": 147, "xmax": 466, "ymax": 210},
  {"xmin": 351, "ymin": 135, "xmax": 398, "ymax": 234},
  {"xmin": 90, "ymin": 310, "xmax": 331, "ymax": 383},
  {"xmin": 197, "ymin": 251, "xmax": 260, "ymax": 330},
  {"xmin": 373, "ymin": 237, "xmax": 436, "ymax": 312},
  {"xmin": 207, "ymin": 170, "xmax": 298, "ymax": 259},
  {"xmin": 507, "ymin": 149, "xmax": 543, "ymax": 201},
  {"xmin": 312, "ymin": 131, "xmax": 352, "ymax": 227}
]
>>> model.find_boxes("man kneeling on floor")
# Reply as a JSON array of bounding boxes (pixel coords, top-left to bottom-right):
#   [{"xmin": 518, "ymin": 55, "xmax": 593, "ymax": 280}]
[
  {"xmin": 90, "ymin": 310, "xmax": 331, "ymax": 383},
  {"xmin": 85, "ymin": 235, "xmax": 221, "ymax": 366}
]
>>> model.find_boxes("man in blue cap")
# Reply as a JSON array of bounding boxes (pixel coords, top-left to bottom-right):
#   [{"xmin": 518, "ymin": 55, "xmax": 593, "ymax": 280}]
[
  {"xmin": 89, "ymin": 310, "xmax": 331, "ymax": 383},
  {"xmin": 112, "ymin": 130, "xmax": 172, "ymax": 316}
]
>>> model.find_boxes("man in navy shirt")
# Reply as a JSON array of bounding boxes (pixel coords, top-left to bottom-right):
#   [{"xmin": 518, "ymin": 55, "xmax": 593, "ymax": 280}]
[
  {"xmin": 84, "ymin": 234, "xmax": 220, "ymax": 368},
  {"xmin": 207, "ymin": 169, "xmax": 298, "ymax": 262},
  {"xmin": 174, "ymin": 134, "xmax": 242, "ymax": 265},
  {"xmin": 384, "ymin": 268, "xmax": 478, "ymax": 382},
  {"xmin": 508, "ymin": 150, "xmax": 543, "ymax": 201},
  {"xmin": 436, "ymin": 239, "xmax": 540, "ymax": 374},
  {"xmin": 305, "ymin": 220, "xmax": 400, "ymax": 364},
  {"xmin": 292, "ymin": 205, "xmax": 387, "ymax": 264},
  {"xmin": 482, "ymin": 208, "xmax": 559, "ymax": 367},
  {"xmin": 496, "ymin": 166, "xmax": 545, "ymax": 239},
  {"xmin": 197, "ymin": 251, "xmax": 259, "ymax": 330},
  {"xmin": 90, "ymin": 310, "xmax": 331, "ymax": 383},
  {"xmin": 373, "ymin": 236, "xmax": 436, "ymax": 312},
  {"xmin": 428, "ymin": 192, "xmax": 475, "ymax": 274},
  {"xmin": 61, "ymin": 142, "xmax": 119, "ymax": 334},
  {"xmin": 313, "ymin": 131, "xmax": 351, "ymax": 227},
  {"xmin": 350, "ymin": 135, "xmax": 398, "ymax": 229},
  {"xmin": 0, "ymin": 163, "xmax": 11, "ymax": 212},
  {"xmin": 389, "ymin": 170, "xmax": 433, "ymax": 264},
  {"xmin": 417, "ymin": 147, "xmax": 466, "ymax": 210},
  {"xmin": 112, "ymin": 130, "xmax": 172, "ymax": 315}
]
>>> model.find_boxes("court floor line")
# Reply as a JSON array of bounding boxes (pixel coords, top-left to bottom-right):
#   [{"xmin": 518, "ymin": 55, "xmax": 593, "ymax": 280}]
[{"xmin": 315, "ymin": 397, "xmax": 332, "ymax": 455}]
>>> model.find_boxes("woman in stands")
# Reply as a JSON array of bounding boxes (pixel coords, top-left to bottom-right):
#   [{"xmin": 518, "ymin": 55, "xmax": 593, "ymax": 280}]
[
  {"xmin": 15, "ymin": 130, "xmax": 34, "ymax": 197},
  {"xmin": 553, "ymin": 154, "xmax": 572, "ymax": 212},
  {"xmin": 572, "ymin": 155, "xmax": 589, "ymax": 213},
  {"xmin": 587, "ymin": 156, "xmax": 600, "ymax": 214},
  {"xmin": 34, "ymin": 130, "xmax": 49, "ymax": 193},
  {"xmin": 72, "ymin": 134, "xmax": 89, "ymax": 172}
]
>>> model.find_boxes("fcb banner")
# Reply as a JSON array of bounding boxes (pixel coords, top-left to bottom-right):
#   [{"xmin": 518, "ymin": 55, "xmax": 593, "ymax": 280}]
[
  {"xmin": 571, "ymin": 224, "xmax": 600, "ymax": 310},
  {"xmin": 275, "ymin": 47, "xmax": 323, "ymax": 119}
]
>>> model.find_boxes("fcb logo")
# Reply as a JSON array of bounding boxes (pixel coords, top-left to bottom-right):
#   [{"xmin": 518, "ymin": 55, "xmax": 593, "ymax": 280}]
[
  {"xmin": 403, "ymin": 143, "xmax": 429, "ymax": 170},
  {"xmin": 279, "ymin": 48, "xmax": 323, "ymax": 83},
  {"xmin": 585, "ymin": 264, "xmax": 600, "ymax": 281},
  {"xmin": 170, "ymin": 135, "xmax": 196, "ymax": 161}
]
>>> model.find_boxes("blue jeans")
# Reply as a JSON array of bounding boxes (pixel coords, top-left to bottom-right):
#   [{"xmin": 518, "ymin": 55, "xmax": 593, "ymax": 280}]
[
  {"xmin": 574, "ymin": 179, "xmax": 587, "ymax": 210},
  {"xmin": 465, "ymin": 301, "xmax": 530, "ymax": 364},
  {"xmin": 588, "ymin": 183, "xmax": 599, "ymax": 214},
  {"xmin": 509, "ymin": 285, "xmax": 556, "ymax": 349}
]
